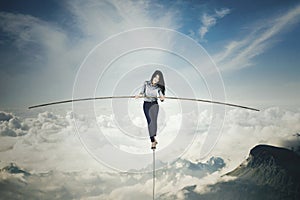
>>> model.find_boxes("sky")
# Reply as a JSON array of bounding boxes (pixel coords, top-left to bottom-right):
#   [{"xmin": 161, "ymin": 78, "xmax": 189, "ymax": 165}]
[
  {"xmin": 0, "ymin": 0, "xmax": 300, "ymax": 199},
  {"xmin": 0, "ymin": 0, "xmax": 299, "ymax": 109}
]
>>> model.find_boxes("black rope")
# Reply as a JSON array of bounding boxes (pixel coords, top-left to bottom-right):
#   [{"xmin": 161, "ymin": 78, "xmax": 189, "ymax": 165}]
[{"xmin": 28, "ymin": 95, "xmax": 259, "ymax": 111}]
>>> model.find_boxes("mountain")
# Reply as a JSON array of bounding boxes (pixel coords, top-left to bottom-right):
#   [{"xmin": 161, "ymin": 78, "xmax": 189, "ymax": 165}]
[
  {"xmin": 226, "ymin": 144, "xmax": 300, "ymax": 191},
  {"xmin": 128, "ymin": 156, "xmax": 225, "ymax": 179},
  {"xmin": 0, "ymin": 162, "xmax": 30, "ymax": 176},
  {"xmin": 161, "ymin": 144, "xmax": 300, "ymax": 200}
]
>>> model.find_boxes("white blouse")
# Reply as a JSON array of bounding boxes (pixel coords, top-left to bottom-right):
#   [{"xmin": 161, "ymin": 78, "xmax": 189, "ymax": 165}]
[{"xmin": 139, "ymin": 80, "xmax": 163, "ymax": 102}]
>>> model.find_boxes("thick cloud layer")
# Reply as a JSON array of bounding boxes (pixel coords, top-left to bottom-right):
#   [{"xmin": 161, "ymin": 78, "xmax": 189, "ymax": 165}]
[
  {"xmin": 0, "ymin": 157, "xmax": 225, "ymax": 199},
  {"xmin": 0, "ymin": 106, "xmax": 299, "ymax": 199}
]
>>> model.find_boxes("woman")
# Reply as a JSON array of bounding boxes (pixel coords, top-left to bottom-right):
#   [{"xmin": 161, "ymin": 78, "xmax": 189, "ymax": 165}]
[{"xmin": 135, "ymin": 70, "xmax": 165, "ymax": 149}]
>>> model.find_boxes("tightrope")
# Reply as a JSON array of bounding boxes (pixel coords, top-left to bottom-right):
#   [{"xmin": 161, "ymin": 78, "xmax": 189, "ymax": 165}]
[{"xmin": 153, "ymin": 149, "xmax": 155, "ymax": 200}]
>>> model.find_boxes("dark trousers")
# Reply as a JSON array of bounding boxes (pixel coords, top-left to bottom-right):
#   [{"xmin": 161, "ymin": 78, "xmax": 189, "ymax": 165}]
[{"xmin": 143, "ymin": 101, "xmax": 159, "ymax": 142}]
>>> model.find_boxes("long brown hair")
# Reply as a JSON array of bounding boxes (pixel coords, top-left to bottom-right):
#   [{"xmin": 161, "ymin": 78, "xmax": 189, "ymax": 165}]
[{"xmin": 150, "ymin": 70, "xmax": 165, "ymax": 95}]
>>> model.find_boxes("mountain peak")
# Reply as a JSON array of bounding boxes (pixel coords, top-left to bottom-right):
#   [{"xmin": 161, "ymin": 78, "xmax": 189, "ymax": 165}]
[
  {"xmin": 226, "ymin": 144, "xmax": 300, "ymax": 194},
  {"xmin": 251, "ymin": 144, "xmax": 299, "ymax": 161},
  {"xmin": 249, "ymin": 144, "xmax": 300, "ymax": 172},
  {"xmin": 0, "ymin": 162, "xmax": 30, "ymax": 176}
]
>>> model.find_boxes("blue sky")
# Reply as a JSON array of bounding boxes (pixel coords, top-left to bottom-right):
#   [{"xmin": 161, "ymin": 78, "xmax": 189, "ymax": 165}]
[{"xmin": 0, "ymin": 0, "xmax": 300, "ymax": 109}]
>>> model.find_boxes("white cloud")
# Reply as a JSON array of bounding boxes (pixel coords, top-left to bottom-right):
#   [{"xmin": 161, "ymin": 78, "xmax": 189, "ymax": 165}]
[
  {"xmin": 3, "ymin": 104, "xmax": 300, "ymax": 173},
  {"xmin": 199, "ymin": 14, "xmax": 217, "ymax": 39},
  {"xmin": 0, "ymin": 0, "xmax": 181, "ymax": 106},
  {"xmin": 65, "ymin": 0, "xmax": 180, "ymax": 38},
  {"xmin": 206, "ymin": 106, "xmax": 300, "ymax": 171},
  {"xmin": 1, "ymin": 104, "xmax": 300, "ymax": 198},
  {"xmin": 0, "ymin": 12, "xmax": 68, "ymax": 54},
  {"xmin": 214, "ymin": 4, "xmax": 300, "ymax": 71},
  {"xmin": 0, "ymin": 108, "xmax": 111, "ymax": 172},
  {"xmin": 0, "ymin": 106, "xmax": 207, "ymax": 172},
  {"xmin": 0, "ymin": 155, "xmax": 225, "ymax": 200},
  {"xmin": 215, "ymin": 8, "xmax": 231, "ymax": 18},
  {"xmin": 0, "ymin": 11, "xmax": 78, "ymax": 106},
  {"xmin": 199, "ymin": 8, "xmax": 230, "ymax": 39},
  {"xmin": 0, "ymin": 111, "xmax": 29, "ymax": 137}
]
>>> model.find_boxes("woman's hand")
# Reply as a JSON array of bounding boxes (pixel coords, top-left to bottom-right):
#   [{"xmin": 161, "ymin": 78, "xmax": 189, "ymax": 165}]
[
  {"xmin": 159, "ymin": 95, "xmax": 165, "ymax": 101},
  {"xmin": 135, "ymin": 94, "xmax": 144, "ymax": 99}
]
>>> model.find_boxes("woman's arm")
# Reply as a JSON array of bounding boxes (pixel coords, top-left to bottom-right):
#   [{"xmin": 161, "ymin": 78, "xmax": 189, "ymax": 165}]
[
  {"xmin": 158, "ymin": 88, "xmax": 165, "ymax": 102},
  {"xmin": 135, "ymin": 81, "xmax": 146, "ymax": 99}
]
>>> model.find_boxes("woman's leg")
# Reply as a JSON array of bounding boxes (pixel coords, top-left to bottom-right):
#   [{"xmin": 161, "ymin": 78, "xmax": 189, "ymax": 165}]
[
  {"xmin": 149, "ymin": 102, "xmax": 159, "ymax": 140},
  {"xmin": 143, "ymin": 102, "xmax": 159, "ymax": 142},
  {"xmin": 143, "ymin": 102, "xmax": 152, "ymax": 140},
  {"xmin": 143, "ymin": 102, "xmax": 151, "ymax": 125}
]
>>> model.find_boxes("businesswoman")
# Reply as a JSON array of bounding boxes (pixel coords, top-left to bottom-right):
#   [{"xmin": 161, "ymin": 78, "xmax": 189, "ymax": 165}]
[{"xmin": 135, "ymin": 70, "xmax": 165, "ymax": 149}]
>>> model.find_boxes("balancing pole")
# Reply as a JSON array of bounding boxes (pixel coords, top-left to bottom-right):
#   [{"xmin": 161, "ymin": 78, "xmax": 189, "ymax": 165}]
[{"xmin": 28, "ymin": 95, "xmax": 259, "ymax": 111}]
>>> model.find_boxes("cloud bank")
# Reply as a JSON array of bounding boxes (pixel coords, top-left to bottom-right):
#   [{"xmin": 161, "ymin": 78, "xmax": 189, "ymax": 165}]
[{"xmin": 1, "ymin": 105, "xmax": 300, "ymax": 199}]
